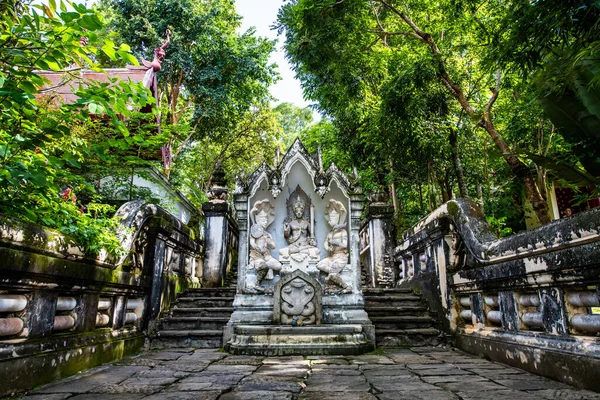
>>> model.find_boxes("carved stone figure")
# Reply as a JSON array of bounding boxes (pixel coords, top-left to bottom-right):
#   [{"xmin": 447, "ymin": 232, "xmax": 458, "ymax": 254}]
[
  {"xmin": 317, "ymin": 199, "xmax": 351, "ymax": 293},
  {"xmin": 279, "ymin": 186, "xmax": 320, "ymax": 263},
  {"xmin": 281, "ymin": 278, "xmax": 316, "ymax": 324},
  {"xmin": 248, "ymin": 199, "xmax": 282, "ymax": 292},
  {"xmin": 274, "ymin": 270, "xmax": 322, "ymax": 325}
]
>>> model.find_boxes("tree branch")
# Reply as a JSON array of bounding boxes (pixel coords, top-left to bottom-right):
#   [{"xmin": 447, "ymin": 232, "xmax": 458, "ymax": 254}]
[{"xmin": 484, "ymin": 70, "xmax": 501, "ymax": 120}]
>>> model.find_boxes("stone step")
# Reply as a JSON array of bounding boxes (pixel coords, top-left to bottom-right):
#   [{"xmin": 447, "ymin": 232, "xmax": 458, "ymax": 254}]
[
  {"xmin": 157, "ymin": 329, "xmax": 223, "ymax": 337},
  {"xmin": 171, "ymin": 307, "xmax": 234, "ymax": 317},
  {"xmin": 151, "ymin": 329, "xmax": 223, "ymax": 349},
  {"xmin": 375, "ymin": 328, "xmax": 442, "ymax": 347},
  {"xmin": 370, "ymin": 315, "xmax": 435, "ymax": 330},
  {"xmin": 364, "ymin": 295, "xmax": 424, "ymax": 307},
  {"xmin": 175, "ymin": 297, "xmax": 234, "ymax": 308},
  {"xmin": 226, "ymin": 325, "xmax": 374, "ymax": 356},
  {"xmin": 159, "ymin": 317, "xmax": 229, "ymax": 331},
  {"xmin": 363, "ymin": 287, "xmax": 444, "ymax": 347},
  {"xmin": 183, "ymin": 288, "xmax": 237, "ymax": 297},
  {"xmin": 363, "ymin": 288, "xmax": 414, "ymax": 294},
  {"xmin": 370, "ymin": 315, "xmax": 434, "ymax": 323},
  {"xmin": 364, "ymin": 294, "xmax": 423, "ymax": 302},
  {"xmin": 149, "ymin": 286, "xmax": 237, "ymax": 349},
  {"xmin": 365, "ymin": 305, "xmax": 429, "ymax": 315}
]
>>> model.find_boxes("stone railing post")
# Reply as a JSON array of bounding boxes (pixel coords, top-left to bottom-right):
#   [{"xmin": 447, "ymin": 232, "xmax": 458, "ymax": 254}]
[
  {"xmin": 202, "ymin": 164, "xmax": 235, "ymax": 287},
  {"xmin": 364, "ymin": 192, "xmax": 396, "ymax": 287},
  {"xmin": 144, "ymin": 230, "xmax": 166, "ymax": 322}
]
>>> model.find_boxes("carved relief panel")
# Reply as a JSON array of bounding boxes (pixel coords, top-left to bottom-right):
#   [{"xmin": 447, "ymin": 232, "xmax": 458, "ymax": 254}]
[{"xmin": 274, "ymin": 270, "xmax": 322, "ymax": 325}]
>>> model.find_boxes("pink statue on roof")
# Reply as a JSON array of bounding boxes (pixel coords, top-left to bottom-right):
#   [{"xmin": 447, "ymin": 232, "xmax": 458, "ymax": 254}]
[{"xmin": 142, "ymin": 29, "xmax": 171, "ymax": 95}]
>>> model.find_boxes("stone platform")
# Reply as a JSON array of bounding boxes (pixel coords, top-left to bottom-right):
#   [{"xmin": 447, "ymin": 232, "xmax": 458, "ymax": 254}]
[
  {"xmin": 20, "ymin": 346, "xmax": 600, "ymax": 399},
  {"xmin": 226, "ymin": 324, "xmax": 374, "ymax": 356}
]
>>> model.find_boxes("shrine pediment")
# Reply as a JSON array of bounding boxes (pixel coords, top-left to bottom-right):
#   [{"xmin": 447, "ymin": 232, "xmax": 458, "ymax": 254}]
[{"xmin": 234, "ymin": 138, "xmax": 358, "ymax": 199}]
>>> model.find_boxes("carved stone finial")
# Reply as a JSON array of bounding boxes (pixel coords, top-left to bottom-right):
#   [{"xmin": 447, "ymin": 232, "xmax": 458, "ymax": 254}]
[
  {"xmin": 314, "ymin": 172, "xmax": 330, "ymax": 198},
  {"xmin": 268, "ymin": 170, "xmax": 282, "ymax": 199},
  {"xmin": 207, "ymin": 163, "xmax": 228, "ymax": 202},
  {"xmin": 317, "ymin": 145, "xmax": 323, "ymax": 172},
  {"xmin": 368, "ymin": 190, "xmax": 389, "ymax": 205}
]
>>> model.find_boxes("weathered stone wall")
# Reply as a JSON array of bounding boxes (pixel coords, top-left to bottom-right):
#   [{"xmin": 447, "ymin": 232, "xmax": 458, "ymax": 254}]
[
  {"xmin": 0, "ymin": 201, "xmax": 201, "ymax": 396},
  {"xmin": 395, "ymin": 199, "xmax": 600, "ymax": 391}
]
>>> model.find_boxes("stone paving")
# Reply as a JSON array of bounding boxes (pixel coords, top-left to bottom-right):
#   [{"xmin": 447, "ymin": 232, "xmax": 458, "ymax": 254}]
[{"xmin": 18, "ymin": 347, "xmax": 600, "ymax": 400}]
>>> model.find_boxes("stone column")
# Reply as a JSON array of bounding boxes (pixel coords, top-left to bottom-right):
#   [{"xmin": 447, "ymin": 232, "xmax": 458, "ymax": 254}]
[
  {"xmin": 143, "ymin": 228, "xmax": 166, "ymax": 324},
  {"xmin": 350, "ymin": 192, "xmax": 366, "ymax": 292},
  {"xmin": 202, "ymin": 164, "xmax": 235, "ymax": 287},
  {"xmin": 365, "ymin": 192, "xmax": 396, "ymax": 288},
  {"xmin": 202, "ymin": 202, "xmax": 232, "ymax": 287},
  {"xmin": 26, "ymin": 290, "xmax": 58, "ymax": 337}
]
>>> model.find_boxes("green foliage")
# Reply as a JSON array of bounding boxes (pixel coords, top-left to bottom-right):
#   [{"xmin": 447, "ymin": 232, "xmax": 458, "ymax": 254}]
[
  {"xmin": 487, "ymin": 0, "xmax": 600, "ymax": 178},
  {"xmin": 58, "ymin": 202, "xmax": 125, "ymax": 257},
  {"xmin": 278, "ymin": 0, "xmax": 599, "ymax": 233},
  {"xmin": 98, "ymin": 0, "xmax": 278, "ymax": 168},
  {"xmin": 169, "ymin": 106, "xmax": 280, "ymax": 208},
  {"xmin": 273, "ymin": 102, "xmax": 314, "ymax": 148},
  {"xmin": 0, "ymin": 0, "xmax": 153, "ymax": 255},
  {"xmin": 486, "ymin": 216, "xmax": 513, "ymax": 239}
]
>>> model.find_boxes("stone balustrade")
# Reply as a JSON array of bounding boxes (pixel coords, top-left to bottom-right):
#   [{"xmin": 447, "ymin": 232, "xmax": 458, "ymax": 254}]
[
  {"xmin": 0, "ymin": 200, "xmax": 202, "ymax": 396},
  {"xmin": 395, "ymin": 199, "xmax": 600, "ymax": 391}
]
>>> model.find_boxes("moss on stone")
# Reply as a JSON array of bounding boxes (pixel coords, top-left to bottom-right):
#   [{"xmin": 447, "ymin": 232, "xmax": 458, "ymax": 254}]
[{"xmin": 446, "ymin": 201, "xmax": 461, "ymax": 219}]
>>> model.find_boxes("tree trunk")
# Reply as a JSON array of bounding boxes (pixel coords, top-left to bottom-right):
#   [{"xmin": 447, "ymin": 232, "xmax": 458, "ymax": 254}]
[
  {"xmin": 445, "ymin": 171, "xmax": 453, "ymax": 200},
  {"xmin": 375, "ymin": 2, "xmax": 551, "ymax": 225},
  {"xmin": 438, "ymin": 177, "xmax": 449, "ymax": 203},
  {"xmin": 389, "ymin": 159, "xmax": 399, "ymax": 216},
  {"xmin": 476, "ymin": 182, "xmax": 484, "ymax": 210},
  {"xmin": 449, "ymin": 128, "xmax": 468, "ymax": 198},
  {"xmin": 481, "ymin": 119, "xmax": 551, "ymax": 224}
]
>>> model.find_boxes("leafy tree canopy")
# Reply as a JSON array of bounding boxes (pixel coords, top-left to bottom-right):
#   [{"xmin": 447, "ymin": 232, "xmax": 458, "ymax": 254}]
[{"xmin": 0, "ymin": 0, "xmax": 154, "ymax": 255}]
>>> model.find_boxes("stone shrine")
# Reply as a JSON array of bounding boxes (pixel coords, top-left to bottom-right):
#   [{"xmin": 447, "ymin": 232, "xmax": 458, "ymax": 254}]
[{"xmin": 224, "ymin": 139, "xmax": 374, "ymax": 355}]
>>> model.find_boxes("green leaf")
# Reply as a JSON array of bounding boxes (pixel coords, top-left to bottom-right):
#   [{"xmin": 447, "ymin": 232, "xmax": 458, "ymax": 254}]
[
  {"xmin": 79, "ymin": 14, "xmax": 103, "ymax": 30},
  {"xmin": 19, "ymin": 81, "xmax": 36, "ymax": 94},
  {"xmin": 29, "ymin": 170, "xmax": 47, "ymax": 185},
  {"xmin": 116, "ymin": 50, "xmax": 139, "ymax": 66},
  {"xmin": 528, "ymin": 154, "xmax": 600, "ymax": 185},
  {"xmin": 88, "ymin": 103, "xmax": 105, "ymax": 114},
  {"xmin": 66, "ymin": 158, "xmax": 81, "ymax": 168},
  {"xmin": 0, "ymin": 89, "xmax": 30, "ymax": 102},
  {"xmin": 59, "ymin": 12, "xmax": 79, "ymax": 23},
  {"xmin": 101, "ymin": 40, "xmax": 117, "ymax": 61}
]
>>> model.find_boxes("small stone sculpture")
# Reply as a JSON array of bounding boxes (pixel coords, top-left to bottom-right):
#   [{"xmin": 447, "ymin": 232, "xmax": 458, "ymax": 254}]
[
  {"xmin": 280, "ymin": 187, "xmax": 320, "ymax": 263},
  {"xmin": 281, "ymin": 277, "xmax": 316, "ymax": 325},
  {"xmin": 317, "ymin": 199, "xmax": 351, "ymax": 293},
  {"xmin": 248, "ymin": 199, "xmax": 282, "ymax": 292}
]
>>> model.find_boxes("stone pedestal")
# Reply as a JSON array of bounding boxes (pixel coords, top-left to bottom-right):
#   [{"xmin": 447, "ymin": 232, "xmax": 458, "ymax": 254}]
[{"xmin": 365, "ymin": 199, "xmax": 396, "ymax": 288}]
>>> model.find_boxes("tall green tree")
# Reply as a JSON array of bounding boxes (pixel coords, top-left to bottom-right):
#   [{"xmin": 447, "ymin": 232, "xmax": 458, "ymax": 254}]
[
  {"xmin": 99, "ymin": 0, "xmax": 278, "ymax": 176},
  {"xmin": 487, "ymin": 0, "xmax": 600, "ymax": 178},
  {"xmin": 273, "ymin": 102, "xmax": 314, "ymax": 147},
  {"xmin": 278, "ymin": 0, "xmax": 556, "ymax": 224}
]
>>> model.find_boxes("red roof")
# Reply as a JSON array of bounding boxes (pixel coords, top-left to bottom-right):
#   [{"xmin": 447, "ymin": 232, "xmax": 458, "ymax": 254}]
[{"xmin": 36, "ymin": 66, "xmax": 147, "ymax": 103}]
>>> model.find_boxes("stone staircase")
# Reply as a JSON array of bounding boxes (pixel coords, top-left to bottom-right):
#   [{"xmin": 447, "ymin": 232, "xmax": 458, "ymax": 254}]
[
  {"xmin": 364, "ymin": 288, "xmax": 443, "ymax": 347},
  {"xmin": 149, "ymin": 287, "xmax": 235, "ymax": 349}
]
